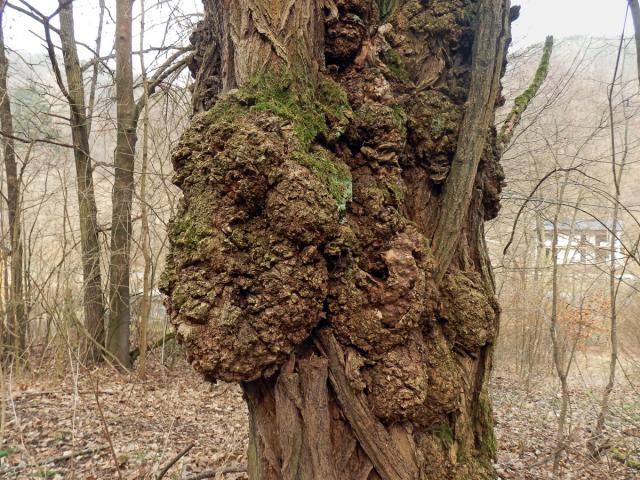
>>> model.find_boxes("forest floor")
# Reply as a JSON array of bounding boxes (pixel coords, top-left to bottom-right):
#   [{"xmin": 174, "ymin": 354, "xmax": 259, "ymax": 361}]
[{"xmin": 1, "ymin": 352, "xmax": 639, "ymax": 479}]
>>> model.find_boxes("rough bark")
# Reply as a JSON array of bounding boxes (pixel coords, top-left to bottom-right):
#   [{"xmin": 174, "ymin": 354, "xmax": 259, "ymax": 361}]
[
  {"xmin": 56, "ymin": 0, "xmax": 106, "ymax": 362},
  {"xmin": 188, "ymin": 0, "xmax": 326, "ymax": 112},
  {"xmin": 430, "ymin": 0, "xmax": 510, "ymax": 281},
  {"xmin": 0, "ymin": 6, "xmax": 25, "ymax": 359},
  {"xmin": 107, "ymin": 0, "xmax": 136, "ymax": 369},
  {"xmin": 163, "ymin": 0, "xmax": 512, "ymax": 478}
]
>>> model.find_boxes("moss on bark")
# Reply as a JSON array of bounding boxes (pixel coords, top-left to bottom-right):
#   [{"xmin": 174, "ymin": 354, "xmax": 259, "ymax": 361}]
[{"xmin": 165, "ymin": 0, "xmax": 512, "ymax": 477}]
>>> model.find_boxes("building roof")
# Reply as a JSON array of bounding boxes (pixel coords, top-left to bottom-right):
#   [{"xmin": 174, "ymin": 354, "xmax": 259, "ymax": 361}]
[{"xmin": 542, "ymin": 219, "xmax": 624, "ymax": 231}]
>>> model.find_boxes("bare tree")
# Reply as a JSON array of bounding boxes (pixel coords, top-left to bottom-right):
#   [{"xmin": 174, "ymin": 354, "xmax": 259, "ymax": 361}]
[
  {"xmin": 591, "ymin": 28, "xmax": 630, "ymax": 453},
  {"xmin": 107, "ymin": 0, "xmax": 137, "ymax": 369},
  {"xmin": 47, "ymin": 0, "xmax": 106, "ymax": 362},
  {"xmin": 548, "ymin": 171, "xmax": 573, "ymax": 477},
  {"xmin": 629, "ymin": 0, "xmax": 640, "ymax": 83},
  {"xmin": 107, "ymin": 0, "xmax": 191, "ymax": 369},
  {"xmin": 136, "ymin": 0, "xmax": 152, "ymax": 378},
  {"xmin": 0, "ymin": 3, "xmax": 25, "ymax": 361}
]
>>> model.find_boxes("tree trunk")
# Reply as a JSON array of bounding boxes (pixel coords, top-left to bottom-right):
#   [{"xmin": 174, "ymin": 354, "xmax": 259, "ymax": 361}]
[
  {"xmin": 548, "ymin": 174, "xmax": 570, "ymax": 476},
  {"xmin": 591, "ymin": 33, "xmax": 628, "ymax": 454},
  {"xmin": 107, "ymin": 0, "xmax": 137, "ymax": 369},
  {"xmin": 163, "ymin": 0, "xmax": 512, "ymax": 478},
  {"xmin": 0, "ymin": 7, "xmax": 25, "ymax": 361},
  {"xmin": 56, "ymin": 0, "xmax": 106, "ymax": 362},
  {"xmin": 136, "ymin": 0, "xmax": 151, "ymax": 378},
  {"xmin": 629, "ymin": 0, "xmax": 640, "ymax": 85}
]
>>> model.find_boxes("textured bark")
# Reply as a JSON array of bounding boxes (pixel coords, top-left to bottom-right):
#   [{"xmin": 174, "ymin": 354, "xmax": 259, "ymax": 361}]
[
  {"xmin": 107, "ymin": 0, "xmax": 136, "ymax": 369},
  {"xmin": 57, "ymin": 0, "xmax": 106, "ymax": 362},
  {"xmin": 0, "ymin": 7, "xmax": 25, "ymax": 359},
  {"xmin": 163, "ymin": 0, "xmax": 512, "ymax": 478},
  {"xmin": 430, "ymin": 0, "xmax": 510, "ymax": 281},
  {"xmin": 189, "ymin": 0, "xmax": 326, "ymax": 112}
]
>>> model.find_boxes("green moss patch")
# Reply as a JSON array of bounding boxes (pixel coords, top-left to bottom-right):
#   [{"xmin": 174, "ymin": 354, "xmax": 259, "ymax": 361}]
[
  {"xmin": 294, "ymin": 150, "xmax": 352, "ymax": 215},
  {"xmin": 169, "ymin": 212, "xmax": 211, "ymax": 252},
  {"xmin": 205, "ymin": 73, "xmax": 353, "ymax": 213},
  {"xmin": 231, "ymin": 73, "xmax": 351, "ymax": 150},
  {"xmin": 0, "ymin": 447, "xmax": 18, "ymax": 458},
  {"xmin": 34, "ymin": 470, "xmax": 61, "ymax": 478},
  {"xmin": 434, "ymin": 422, "xmax": 455, "ymax": 446},
  {"xmin": 381, "ymin": 49, "xmax": 410, "ymax": 82},
  {"xmin": 478, "ymin": 393, "xmax": 497, "ymax": 458},
  {"xmin": 612, "ymin": 447, "xmax": 640, "ymax": 470}
]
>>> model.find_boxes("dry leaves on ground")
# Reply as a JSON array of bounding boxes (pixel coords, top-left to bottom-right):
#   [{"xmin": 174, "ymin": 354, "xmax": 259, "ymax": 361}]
[{"xmin": 1, "ymin": 354, "xmax": 639, "ymax": 479}]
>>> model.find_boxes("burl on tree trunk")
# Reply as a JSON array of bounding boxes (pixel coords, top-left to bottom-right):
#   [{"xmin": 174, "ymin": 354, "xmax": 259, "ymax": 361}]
[{"xmin": 161, "ymin": 0, "xmax": 512, "ymax": 478}]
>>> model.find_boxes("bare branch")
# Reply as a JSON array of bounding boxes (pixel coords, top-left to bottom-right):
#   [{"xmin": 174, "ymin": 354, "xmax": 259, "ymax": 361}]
[
  {"xmin": 498, "ymin": 35, "xmax": 554, "ymax": 152},
  {"xmin": 0, "ymin": 130, "xmax": 75, "ymax": 149}
]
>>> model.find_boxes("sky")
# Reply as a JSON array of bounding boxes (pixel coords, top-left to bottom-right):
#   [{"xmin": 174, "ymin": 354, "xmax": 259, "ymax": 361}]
[
  {"xmin": 1, "ymin": 0, "xmax": 635, "ymax": 56},
  {"xmin": 511, "ymin": 0, "xmax": 631, "ymax": 48},
  {"xmin": 3, "ymin": 0, "xmax": 201, "ymax": 60}
]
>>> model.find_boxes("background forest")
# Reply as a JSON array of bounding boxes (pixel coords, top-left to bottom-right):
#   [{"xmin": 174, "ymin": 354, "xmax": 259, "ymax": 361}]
[{"xmin": 0, "ymin": 0, "xmax": 640, "ymax": 479}]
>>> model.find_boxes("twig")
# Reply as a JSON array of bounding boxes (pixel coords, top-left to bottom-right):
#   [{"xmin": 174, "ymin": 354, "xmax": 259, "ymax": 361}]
[
  {"xmin": 502, "ymin": 165, "xmax": 587, "ymax": 256},
  {"xmin": 0, "ymin": 446, "xmax": 108, "ymax": 475},
  {"xmin": 497, "ymin": 35, "xmax": 554, "ymax": 152},
  {"xmin": 156, "ymin": 443, "xmax": 194, "ymax": 480},
  {"xmin": 10, "ymin": 389, "xmax": 116, "ymax": 400},
  {"xmin": 0, "ymin": 130, "xmax": 76, "ymax": 149},
  {"xmin": 94, "ymin": 380, "xmax": 124, "ymax": 480},
  {"xmin": 130, "ymin": 331, "xmax": 175, "ymax": 363},
  {"xmin": 182, "ymin": 464, "xmax": 247, "ymax": 480}
]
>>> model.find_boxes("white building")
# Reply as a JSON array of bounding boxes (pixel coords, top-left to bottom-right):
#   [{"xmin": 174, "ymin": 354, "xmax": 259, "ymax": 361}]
[{"xmin": 542, "ymin": 220, "xmax": 624, "ymax": 265}]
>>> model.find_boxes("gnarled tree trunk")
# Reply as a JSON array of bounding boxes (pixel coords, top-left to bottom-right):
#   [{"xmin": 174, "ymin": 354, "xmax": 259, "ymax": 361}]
[{"xmin": 162, "ymin": 0, "xmax": 513, "ymax": 478}]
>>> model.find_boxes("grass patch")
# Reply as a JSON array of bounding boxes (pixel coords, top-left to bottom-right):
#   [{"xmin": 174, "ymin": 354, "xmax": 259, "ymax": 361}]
[
  {"xmin": 375, "ymin": 0, "xmax": 397, "ymax": 21},
  {"xmin": 33, "ymin": 470, "xmax": 61, "ymax": 478},
  {"xmin": 0, "ymin": 446, "xmax": 18, "ymax": 458}
]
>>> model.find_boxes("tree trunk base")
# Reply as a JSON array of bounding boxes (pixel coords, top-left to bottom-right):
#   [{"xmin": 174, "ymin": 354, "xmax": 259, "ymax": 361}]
[
  {"xmin": 242, "ymin": 331, "xmax": 495, "ymax": 480},
  {"xmin": 244, "ymin": 353, "xmax": 378, "ymax": 480}
]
